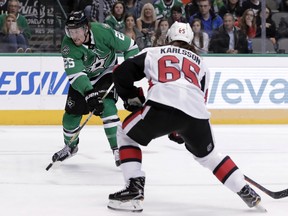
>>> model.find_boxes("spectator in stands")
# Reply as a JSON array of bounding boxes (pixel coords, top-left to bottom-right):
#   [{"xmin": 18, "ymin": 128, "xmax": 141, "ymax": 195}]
[
  {"xmin": 120, "ymin": 13, "xmax": 145, "ymax": 50},
  {"xmin": 218, "ymin": 0, "xmax": 244, "ymax": 21},
  {"xmin": 0, "ymin": 0, "xmax": 31, "ymax": 45},
  {"xmin": 151, "ymin": 18, "xmax": 169, "ymax": 46},
  {"xmin": 209, "ymin": 13, "xmax": 248, "ymax": 53},
  {"xmin": 123, "ymin": 0, "xmax": 143, "ymax": 20},
  {"xmin": 189, "ymin": 0, "xmax": 223, "ymax": 38},
  {"xmin": 185, "ymin": 0, "xmax": 200, "ymax": 21},
  {"xmin": 241, "ymin": 0, "xmax": 261, "ymax": 15},
  {"xmin": 153, "ymin": 0, "xmax": 185, "ymax": 20},
  {"xmin": 234, "ymin": 8, "xmax": 256, "ymax": 39},
  {"xmin": 104, "ymin": 1, "xmax": 125, "ymax": 31},
  {"xmin": 191, "ymin": 18, "xmax": 209, "ymax": 54},
  {"xmin": 168, "ymin": 5, "xmax": 187, "ymax": 26},
  {"xmin": 0, "ymin": 13, "xmax": 30, "ymax": 52},
  {"xmin": 211, "ymin": 0, "xmax": 225, "ymax": 14},
  {"xmin": 90, "ymin": 0, "xmax": 116, "ymax": 23},
  {"xmin": 278, "ymin": 0, "xmax": 288, "ymax": 11},
  {"xmin": 255, "ymin": 6, "xmax": 277, "ymax": 47},
  {"xmin": 277, "ymin": 16, "xmax": 288, "ymax": 38},
  {"xmin": 136, "ymin": 3, "xmax": 158, "ymax": 47}
]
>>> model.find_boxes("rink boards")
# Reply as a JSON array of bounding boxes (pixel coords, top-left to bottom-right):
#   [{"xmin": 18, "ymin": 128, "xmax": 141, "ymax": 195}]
[{"xmin": 0, "ymin": 54, "xmax": 287, "ymax": 124}]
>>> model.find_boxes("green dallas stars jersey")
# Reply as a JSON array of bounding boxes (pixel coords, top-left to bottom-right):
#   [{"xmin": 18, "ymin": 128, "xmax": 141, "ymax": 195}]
[
  {"xmin": 153, "ymin": 0, "xmax": 185, "ymax": 20},
  {"xmin": 61, "ymin": 22, "xmax": 139, "ymax": 95},
  {"xmin": 104, "ymin": 15, "xmax": 125, "ymax": 31}
]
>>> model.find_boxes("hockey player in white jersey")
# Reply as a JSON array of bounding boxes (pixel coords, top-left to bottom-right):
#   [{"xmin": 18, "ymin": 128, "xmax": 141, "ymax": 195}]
[{"xmin": 107, "ymin": 22, "xmax": 262, "ymax": 212}]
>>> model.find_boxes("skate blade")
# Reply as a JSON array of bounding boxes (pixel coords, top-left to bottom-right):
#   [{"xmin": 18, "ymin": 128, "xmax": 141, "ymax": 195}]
[
  {"xmin": 107, "ymin": 199, "xmax": 143, "ymax": 212},
  {"xmin": 255, "ymin": 203, "xmax": 267, "ymax": 213}
]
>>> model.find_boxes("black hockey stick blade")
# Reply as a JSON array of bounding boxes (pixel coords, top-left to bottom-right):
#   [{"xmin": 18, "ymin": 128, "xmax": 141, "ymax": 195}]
[
  {"xmin": 46, "ymin": 163, "xmax": 53, "ymax": 171},
  {"xmin": 244, "ymin": 175, "xmax": 288, "ymax": 199},
  {"xmin": 46, "ymin": 155, "xmax": 60, "ymax": 171}
]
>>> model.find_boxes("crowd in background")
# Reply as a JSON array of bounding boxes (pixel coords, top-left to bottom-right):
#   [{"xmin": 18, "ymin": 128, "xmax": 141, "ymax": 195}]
[{"xmin": 1, "ymin": 0, "xmax": 288, "ymax": 54}]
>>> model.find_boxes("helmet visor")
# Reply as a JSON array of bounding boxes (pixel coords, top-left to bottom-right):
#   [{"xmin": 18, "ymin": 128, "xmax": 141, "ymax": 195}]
[
  {"xmin": 66, "ymin": 27, "xmax": 87, "ymax": 46},
  {"xmin": 67, "ymin": 27, "xmax": 85, "ymax": 38}
]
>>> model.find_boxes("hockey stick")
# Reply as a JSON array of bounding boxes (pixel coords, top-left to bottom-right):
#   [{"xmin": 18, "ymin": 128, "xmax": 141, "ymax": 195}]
[
  {"xmin": 244, "ymin": 175, "xmax": 288, "ymax": 199},
  {"xmin": 46, "ymin": 84, "xmax": 114, "ymax": 171}
]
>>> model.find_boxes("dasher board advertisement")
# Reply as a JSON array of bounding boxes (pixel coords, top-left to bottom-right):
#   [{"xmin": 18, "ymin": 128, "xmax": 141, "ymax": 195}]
[{"xmin": 0, "ymin": 56, "xmax": 287, "ymax": 110}]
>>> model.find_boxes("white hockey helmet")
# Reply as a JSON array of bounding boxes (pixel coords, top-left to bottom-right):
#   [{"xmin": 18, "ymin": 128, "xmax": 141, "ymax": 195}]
[{"xmin": 166, "ymin": 21, "xmax": 194, "ymax": 44}]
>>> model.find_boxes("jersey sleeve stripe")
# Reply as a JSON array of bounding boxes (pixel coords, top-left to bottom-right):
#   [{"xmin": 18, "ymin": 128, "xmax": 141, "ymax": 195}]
[{"xmin": 67, "ymin": 72, "xmax": 87, "ymax": 84}]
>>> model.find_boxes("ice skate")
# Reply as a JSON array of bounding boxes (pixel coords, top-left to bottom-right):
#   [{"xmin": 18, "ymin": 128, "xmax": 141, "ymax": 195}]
[
  {"xmin": 112, "ymin": 148, "xmax": 121, "ymax": 167},
  {"xmin": 108, "ymin": 177, "xmax": 145, "ymax": 212},
  {"xmin": 52, "ymin": 145, "xmax": 78, "ymax": 162},
  {"xmin": 237, "ymin": 185, "xmax": 261, "ymax": 208}
]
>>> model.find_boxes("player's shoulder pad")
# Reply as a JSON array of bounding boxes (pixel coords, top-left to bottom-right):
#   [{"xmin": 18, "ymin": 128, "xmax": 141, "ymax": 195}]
[
  {"xmin": 91, "ymin": 22, "xmax": 112, "ymax": 31},
  {"xmin": 61, "ymin": 36, "xmax": 79, "ymax": 57},
  {"xmin": 90, "ymin": 22, "xmax": 114, "ymax": 40}
]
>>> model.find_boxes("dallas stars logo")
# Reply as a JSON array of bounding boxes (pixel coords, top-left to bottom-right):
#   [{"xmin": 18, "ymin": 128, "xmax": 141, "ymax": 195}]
[{"xmin": 89, "ymin": 54, "xmax": 109, "ymax": 72}]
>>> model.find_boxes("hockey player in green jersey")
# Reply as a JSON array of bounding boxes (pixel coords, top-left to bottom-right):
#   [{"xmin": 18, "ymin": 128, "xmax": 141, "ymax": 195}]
[{"xmin": 50, "ymin": 11, "xmax": 139, "ymax": 167}]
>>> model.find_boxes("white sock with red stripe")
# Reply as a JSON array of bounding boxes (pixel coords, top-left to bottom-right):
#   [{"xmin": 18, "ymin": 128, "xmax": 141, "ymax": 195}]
[{"xmin": 194, "ymin": 149, "xmax": 246, "ymax": 193}]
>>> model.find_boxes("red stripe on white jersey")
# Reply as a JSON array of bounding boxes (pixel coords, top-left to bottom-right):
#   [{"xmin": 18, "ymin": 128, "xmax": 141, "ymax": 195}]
[
  {"xmin": 213, "ymin": 156, "xmax": 238, "ymax": 183},
  {"xmin": 120, "ymin": 146, "xmax": 142, "ymax": 163},
  {"xmin": 122, "ymin": 106, "xmax": 150, "ymax": 133}
]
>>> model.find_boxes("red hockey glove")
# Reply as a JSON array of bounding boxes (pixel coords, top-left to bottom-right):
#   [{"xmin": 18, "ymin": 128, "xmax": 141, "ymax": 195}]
[{"xmin": 168, "ymin": 132, "xmax": 184, "ymax": 144}]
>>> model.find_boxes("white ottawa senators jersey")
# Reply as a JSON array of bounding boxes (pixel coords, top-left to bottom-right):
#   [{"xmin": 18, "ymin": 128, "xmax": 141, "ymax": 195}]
[{"xmin": 142, "ymin": 45, "xmax": 210, "ymax": 119}]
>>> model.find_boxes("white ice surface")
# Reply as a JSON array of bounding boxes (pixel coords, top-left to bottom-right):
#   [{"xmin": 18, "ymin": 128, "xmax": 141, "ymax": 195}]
[{"xmin": 0, "ymin": 125, "xmax": 288, "ymax": 216}]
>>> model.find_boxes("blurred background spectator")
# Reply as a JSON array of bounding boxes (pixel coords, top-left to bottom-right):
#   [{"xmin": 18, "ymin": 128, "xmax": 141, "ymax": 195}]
[
  {"xmin": 0, "ymin": 0, "xmax": 286, "ymax": 54},
  {"xmin": 235, "ymin": 8, "xmax": 257, "ymax": 39},
  {"xmin": 189, "ymin": 0, "xmax": 223, "ymax": 38},
  {"xmin": 136, "ymin": 3, "xmax": 158, "ymax": 47},
  {"xmin": 124, "ymin": 0, "xmax": 143, "ymax": 20},
  {"xmin": 168, "ymin": 5, "xmax": 187, "ymax": 26},
  {"xmin": 277, "ymin": 14, "xmax": 288, "ymax": 38},
  {"xmin": 211, "ymin": 0, "xmax": 225, "ymax": 14},
  {"xmin": 153, "ymin": 0, "xmax": 185, "ymax": 20},
  {"xmin": 104, "ymin": 1, "xmax": 125, "ymax": 31},
  {"xmin": 151, "ymin": 18, "xmax": 169, "ymax": 46},
  {"xmin": 209, "ymin": 13, "xmax": 248, "ymax": 53},
  {"xmin": 120, "ymin": 13, "xmax": 145, "ymax": 50},
  {"xmin": 241, "ymin": 0, "xmax": 261, "ymax": 15},
  {"xmin": 0, "ymin": 0, "xmax": 31, "ymax": 45},
  {"xmin": 90, "ymin": 0, "xmax": 116, "ymax": 22},
  {"xmin": 185, "ymin": 0, "xmax": 200, "ymax": 21},
  {"xmin": 218, "ymin": 0, "xmax": 244, "ymax": 21},
  {"xmin": 0, "ymin": 13, "xmax": 29, "ymax": 52},
  {"xmin": 255, "ymin": 5, "xmax": 277, "ymax": 47},
  {"xmin": 191, "ymin": 18, "xmax": 209, "ymax": 54}
]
